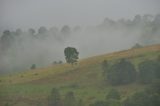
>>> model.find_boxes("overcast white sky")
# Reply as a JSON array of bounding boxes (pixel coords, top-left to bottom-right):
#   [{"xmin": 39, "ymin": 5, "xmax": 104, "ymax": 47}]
[{"xmin": 0, "ymin": 0, "xmax": 160, "ymax": 31}]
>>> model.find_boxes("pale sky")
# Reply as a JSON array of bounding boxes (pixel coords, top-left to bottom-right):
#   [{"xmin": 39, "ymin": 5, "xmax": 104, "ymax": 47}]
[{"xmin": 0, "ymin": 0, "xmax": 160, "ymax": 31}]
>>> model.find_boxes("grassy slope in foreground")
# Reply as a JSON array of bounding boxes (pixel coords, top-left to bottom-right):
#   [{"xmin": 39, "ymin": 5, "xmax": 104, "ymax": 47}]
[{"xmin": 0, "ymin": 44, "xmax": 160, "ymax": 106}]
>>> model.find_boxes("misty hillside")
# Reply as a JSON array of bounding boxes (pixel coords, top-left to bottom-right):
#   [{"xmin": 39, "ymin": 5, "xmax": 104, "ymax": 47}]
[
  {"xmin": 0, "ymin": 14, "xmax": 160, "ymax": 73},
  {"xmin": 0, "ymin": 44, "xmax": 160, "ymax": 106}
]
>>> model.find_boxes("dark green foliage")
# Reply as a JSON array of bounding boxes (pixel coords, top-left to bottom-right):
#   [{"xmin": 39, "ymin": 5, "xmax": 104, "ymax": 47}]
[
  {"xmin": 30, "ymin": 64, "xmax": 36, "ymax": 70},
  {"xmin": 64, "ymin": 47, "xmax": 79, "ymax": 65},
  {"xmin": 123, "ymin": 91, "xmax": 152, "ymax": 106},
  {"xmin": 123, "ymin": 83, "xmax": 160, "ymax": 106},
  {"xmin": 107, "ymin": 59, "xmax": 137, "ymax": 85},
  {"xmin": 48, "ymin": 88, "xmax": 61, "ymax": 106},
  {"xmin": 138, "ymin": 60, "xmax": 160, "ymax": 83},
  {"xmin": 106, "ymin": 89, "xmax": 121, "ymax": 100},
  {"xmin": 64, "ymin": 91, "xmax": 76, "ymax": 106}
]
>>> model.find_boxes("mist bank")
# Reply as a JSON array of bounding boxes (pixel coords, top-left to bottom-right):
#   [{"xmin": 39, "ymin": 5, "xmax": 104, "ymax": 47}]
[{"xmin": 0, "ymin": 14, "xmax": 160, "ymax": 73}]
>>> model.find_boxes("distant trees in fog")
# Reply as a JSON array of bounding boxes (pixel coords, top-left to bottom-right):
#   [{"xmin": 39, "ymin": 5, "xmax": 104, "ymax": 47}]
[{"xmin": 0, "ymin": 14, "xmax": 160, "ymax": 72}]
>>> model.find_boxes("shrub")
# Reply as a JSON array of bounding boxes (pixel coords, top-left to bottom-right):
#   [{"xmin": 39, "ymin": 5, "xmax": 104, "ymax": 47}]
[
  {"xmin": 30, "ymin": 64, "xmax": 36, "ymax": 70},
  {"xmin": 138, "ymin": 60, "xmax": 160, "ymax": 84},
  {"xmin": 107, "ymin": 59, "xmax": 137, "ymax": 85},
  {"xmin": 123, "ymin": 85, "xmax": 160, "ymax": 106}
]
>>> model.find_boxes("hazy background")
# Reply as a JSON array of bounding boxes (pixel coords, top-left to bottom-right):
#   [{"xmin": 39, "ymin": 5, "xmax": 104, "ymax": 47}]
[
  {"xmin": 0, "ymin": 0, "xmax": 160, "ymax": 30},
  {"xmin": 0, "ymin": 0, "xmax": 160, "ymax": 73}
]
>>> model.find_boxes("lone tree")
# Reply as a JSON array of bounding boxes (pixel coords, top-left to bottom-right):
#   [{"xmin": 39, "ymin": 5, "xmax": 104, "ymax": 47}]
[
  {"xmin": 64, "ymin": 47, "xmax": 79, "ymax": 65},
  {"xmin": 30, "ymin": 64, "xmax": 36, "ymax": 70}
]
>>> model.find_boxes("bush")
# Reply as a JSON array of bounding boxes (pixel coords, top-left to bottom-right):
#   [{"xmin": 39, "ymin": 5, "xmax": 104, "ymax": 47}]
[
  {"xmin": 138, "ymin": 60, "xmax": 160, "ymax": 84},
  {"xmin": 123, "ymin": 85, "xmax": 160, "ymax": 106},
  {"xmin": 107, "ymin": 59, "xmax": 136, "ymax": 85},
  {"xmin": 30, "ymin": 64, "xmax": 36, "ymax": 70}
]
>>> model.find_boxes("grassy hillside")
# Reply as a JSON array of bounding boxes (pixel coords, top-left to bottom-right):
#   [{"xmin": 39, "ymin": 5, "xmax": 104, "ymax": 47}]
[{"xmin": 0, "ymin": 44, "xmax": 160, "ymax": 106}]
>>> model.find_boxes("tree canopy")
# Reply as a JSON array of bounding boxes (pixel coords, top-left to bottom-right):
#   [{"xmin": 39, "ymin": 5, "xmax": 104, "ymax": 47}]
[{"xmin": 64, "ymin": 47, "xmax": 79, "ymax": 65}]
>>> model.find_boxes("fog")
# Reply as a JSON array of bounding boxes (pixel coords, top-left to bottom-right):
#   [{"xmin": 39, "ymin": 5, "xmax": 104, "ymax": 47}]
[{"xmin": 0, "ymin": 0, "xmax": 160, "ymax": 73}]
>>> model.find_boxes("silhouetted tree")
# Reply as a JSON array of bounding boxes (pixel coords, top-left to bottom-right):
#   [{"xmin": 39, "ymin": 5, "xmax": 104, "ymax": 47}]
[
  {"xmin": 133, "ymin": 14, "xmax": 142, "ymax": 24},
  {"xmin": 132, "ymin": 43, "xmax": 142, "ymax": 49},
  {"xmin": 38, "ymin": 26, "xmax": 47, "ymax": 34},
  {"xmin": 30, "ymin": 64, "xmax": 36, "ymax": 70},
  {"xmin": 28, "ymin": 28, "xmax": 36, "ymax": 35},
  {"xmin": 64, "ymin": 47, "xmax": 79, "ymax": 65},
  {"xmin": 15, "ymin": 28, "xmax": 23, "ymax": 36},
  {"xmin": 61, "ymin": 25, "xmax": 71, "ymax": 36},
  {"xmin": 73, "ymin": 26, "xmax": 81, "ymax": 32},
  {"xmin": 0, "ymin": 30, "xmax": 14, "ymax": 51}
]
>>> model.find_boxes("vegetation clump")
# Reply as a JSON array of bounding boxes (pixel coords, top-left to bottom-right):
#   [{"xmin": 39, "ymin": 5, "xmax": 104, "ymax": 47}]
[{"xmin": 105, "ymin": 59, "xmax": 137, "ymax": 85}]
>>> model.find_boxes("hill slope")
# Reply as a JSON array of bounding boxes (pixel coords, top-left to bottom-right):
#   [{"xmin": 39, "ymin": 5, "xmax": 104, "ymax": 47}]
[{"xmin": 0, "ymin": 44, "xmax": 160, "ymax": 106}]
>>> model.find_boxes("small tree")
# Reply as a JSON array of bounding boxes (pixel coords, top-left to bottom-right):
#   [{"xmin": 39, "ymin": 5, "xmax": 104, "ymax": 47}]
[
  {"xmin": 48, "ymin": 88, "xmax": 61, "ymax": 106},
  {"xmin": 30, "ymin": 64, "xmax": 36, "ymax": 70},
  {"xmin": 64, "ymin": 47, "xmax": 79, "ymax": 65}
]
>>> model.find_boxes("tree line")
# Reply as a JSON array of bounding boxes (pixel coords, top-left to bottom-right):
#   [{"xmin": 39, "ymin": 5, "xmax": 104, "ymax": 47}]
[{"xmin": 102, "ymin": 56, "xmax": 160, "ymax": 85}]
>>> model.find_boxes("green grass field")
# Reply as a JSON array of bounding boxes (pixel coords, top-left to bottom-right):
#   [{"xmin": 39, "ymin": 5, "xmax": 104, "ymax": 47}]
[{"xmin": 0, "ymin": 44, "xmax": 160, "ymax": 106}]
